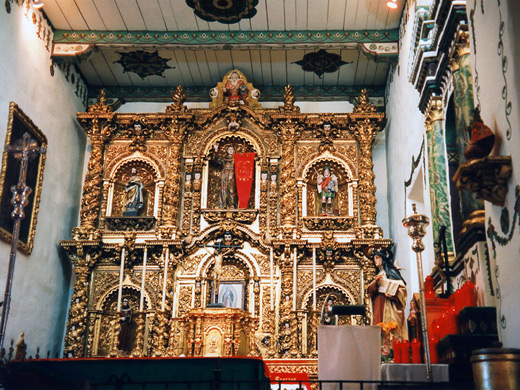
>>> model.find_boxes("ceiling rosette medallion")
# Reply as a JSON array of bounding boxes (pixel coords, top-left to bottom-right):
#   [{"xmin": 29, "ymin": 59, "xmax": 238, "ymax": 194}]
[
  {"xmin": 115, "ymin": 50, "xmax": 173, "ymax": 79},
  {"xmin": 293, "ymin": 49, "xmax": 352, "ymax": 78},
  {"xmin": 186, "ymin": 0, "xmax": 259, "ymax": 24}
]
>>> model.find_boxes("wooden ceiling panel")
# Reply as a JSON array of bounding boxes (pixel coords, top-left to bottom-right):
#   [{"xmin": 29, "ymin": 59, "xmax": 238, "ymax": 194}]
[
  {"xmin": 259, "ymin": 50, "xmax": 273, "ymax": 86},
  {"xmin": 137, "ymin": 0, "xmax": 167, "ymax": 30},
  {"xmin": 157, "ymin": 0, "xmax": 179, "ymax": 30},
  {"xmin": 214, "ymin": 50, "xmax": 235, "ymax": 77},
  {"xmin": 193, "ymin": 51, "xmax": 215, "ymax": 86},
  {"xmin": 269, "ymin": 50, "xmax": 288, "ymax": 85},
  {"xmin": 306, "ymin": 0, "xmax": 328, "ymax": 30},
  {"xmin": 294, "ymin": 0, "xmax": 308, "ymax": 30},
  {"xmin": 249, "ymin": 50, "xmax": 264, "ymax": 86},
  {"xmin": 77, "ymin": 60, "xmax": 103, "ymax": 86},
  {"xmin": 42, "ymin": 0, "xmax": 71, "ymax": 29},
  {"xmin": 73, "ymin": 0, "xmax": 105, "ymax": 30},
  {"xmin": 183, "ymin": 50, "xmax": 204, "ymax": 85},
  {"xmin": 327, "ymin": 0, "xmax": 347, "ymax": 30},
  {"xmin": 114, "ymin": 0, "xmax": 146, "ymax": 30},
  {"xmin": 286, "ymin": 50, "xmax": 305, "ymax": 86},
  {"xmin": 52, "ymin": 0, "xmax": 89, "ymax": 30},
  {"xmin": 89, "ymin": 49, "xmax": 121, "ymax": 86},
  {"xmin": 230, "ymin": 51, "xmax": 255, "ymax": 82},
  {"xmin": 343, "ymin": 0, "xmax": 360, "ymax": 30},
  {"xmin": 92, "ymin": 0, "xmax": 126, "ymax": 30},
  {"xmin": 282, "ymin": 0, "xmax": 297, "ymax": 30},
  {"xmin": 266, "ymin": 0, "xmax": 286, "ymax": 31}
]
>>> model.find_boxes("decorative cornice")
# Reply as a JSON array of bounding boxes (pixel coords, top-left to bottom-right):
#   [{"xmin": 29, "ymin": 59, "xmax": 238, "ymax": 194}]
[
  {"xmin": 53, "ymin": 29, "xmax": 399, "ymax": 47},
  {"xmin": 409, "ymin": 0, "xmax": 469, "ymax": 113},
  {"xmin": 89, "ymin": 85, "xmax": 386, "ymax": 103}
]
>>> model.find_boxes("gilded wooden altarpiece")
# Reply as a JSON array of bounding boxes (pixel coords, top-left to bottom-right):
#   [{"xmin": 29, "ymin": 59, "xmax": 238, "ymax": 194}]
[{"xmin": 61, "ymin": 70, "xmax": 392, "ymax": 370}]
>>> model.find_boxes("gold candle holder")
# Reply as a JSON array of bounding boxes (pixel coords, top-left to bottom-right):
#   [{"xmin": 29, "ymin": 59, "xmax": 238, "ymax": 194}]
[{"xmin": 403, "ymin": 204, "xmax": 432, "ymax": 382}]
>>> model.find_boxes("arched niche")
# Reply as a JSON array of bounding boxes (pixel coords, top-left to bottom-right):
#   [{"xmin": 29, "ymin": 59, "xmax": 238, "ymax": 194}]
[
  {"xmin": 303, "ymin": 159, "xmax": 353, "ymax": 217},
  {"xmin": 204, "ymin": 135, "xmax": 258, "ymax": 210},
  {"xmin": 108, "ymin": 159, "xmax": 160, "ymax": 217},
  {"xmin": 200, "ymin": 251, "xmax": 254, "ymax": 310},
  {"xmin": 94, "ymin": 286, "xmax": 145, "ymax": 357}
]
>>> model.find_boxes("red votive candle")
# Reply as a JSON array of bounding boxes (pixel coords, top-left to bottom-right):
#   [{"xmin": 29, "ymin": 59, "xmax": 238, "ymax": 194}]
[
  {"xmin": 393, "ymin": 339, "xmax": 401, "ymax": 363},
  {"xmin": 411, "ymin": 338, "xmax": 422, "ymax": 364},
  {"xmin": 401, "ymin": 340, "xmax": 410, "ymax": 363}
]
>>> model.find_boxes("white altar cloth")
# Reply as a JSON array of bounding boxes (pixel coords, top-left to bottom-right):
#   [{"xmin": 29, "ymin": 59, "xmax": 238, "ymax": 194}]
[{"xmin": 318, "ymin": 325, "xmax": 381, "ymax": 390}]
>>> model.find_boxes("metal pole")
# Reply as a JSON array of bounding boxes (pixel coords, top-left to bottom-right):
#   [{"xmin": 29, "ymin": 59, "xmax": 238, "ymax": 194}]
[
  {"xmin": 0, "ymin": 133, "xmax": 45, "ymax": 350},
  {"xmin": 403, "ymin": 204, "xmax": 433, "ymax": 382},
  {"xmin": 0, "ymin": 218, "xmax": 22, "ymax": 349}
]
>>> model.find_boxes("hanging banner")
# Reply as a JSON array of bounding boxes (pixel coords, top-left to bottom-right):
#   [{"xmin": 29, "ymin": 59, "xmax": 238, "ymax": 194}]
[{"xmin": 234, "ymin": 152, "xmax": 255, "ymax": 209}]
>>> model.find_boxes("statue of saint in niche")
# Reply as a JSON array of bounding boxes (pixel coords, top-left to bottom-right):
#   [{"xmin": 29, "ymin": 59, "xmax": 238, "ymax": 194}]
[
  {"xmin": 210, "ymin": 144, "xmax": 237, "ymax": 209},
  {"xmin": 223, "ymin": 71, "xmax": 248, "ymax": 104},
  {"xmin": 118, "ymin": 298, "xmax": 136, "ymax": 354},
  {"xmin": 123, "ymin": 167, "xmax": 146, "ymax": 216},
  {"xmin": 316, "ymin": 165, "xmax": 339, "ymax": 216}
]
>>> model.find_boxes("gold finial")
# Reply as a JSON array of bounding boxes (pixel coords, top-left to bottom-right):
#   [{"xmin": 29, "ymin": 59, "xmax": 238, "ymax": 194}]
[
  {"xmin": 88, "ymin": 88, "xmax": 113, "ymax": 113},
  {"xmin": 167, "ymin": 85, "xmax": 186, "ymax": 112},
  {"xmin": 353, "ymin": 89, "xmax": 376, "ymax": 113},
  {"xmin": 281, "ymin": 85, "xmax": 299, "ymax": 112}
]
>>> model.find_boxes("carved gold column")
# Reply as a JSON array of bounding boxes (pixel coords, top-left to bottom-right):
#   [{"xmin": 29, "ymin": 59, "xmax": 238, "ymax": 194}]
[
  {"xmin": 276, "ymin": 119, "xmax": 301, "ymax": 238},
  {"xmin": 425, "ymin": 98, "xmax": 454, "ymax": 251},
  {"xmin": 354, "ymin": 244, "xmax": 377, "ymax": 325},
  {"xmin": 277, "ymin": 247, "xmax": 295, "ymax": 357},
  {"xmin": 182, "ymin": 164, "xmax": 193, "ymax": 235},
  {"xmin": 192, "ymin": 158, "xmax": 203, "ymax": 233},
  {"xmin": 269, "ymin": 164, "xmax": 278, "ymax": 237},
  {"xmin": 349, "ymin": 90, "xmax": 385, "ymax": 232},
  {"xmin": 451, "ymin": 30, "xmax": 484, "ymax": 219},
  {"xmin": 63, "ymin": 245, "xmax": 92, "ymax": 358},
  {"xmin": 131, "ymin": 313, "xmax": 146, "ymax": 357},
  {"xmin": 161, "ymin": 120, "xmax": 187, "ymax": 236},
  {"xmin": 151, "ymin": 246, "xmax": 175, "ymax": 356},
  {"xmin": 76, "ymin": 96, "xmax": 116, "ymax": 236},
  {"xmin": 259, "ymin": 160, "xmax": 269, "ymax": 234}
]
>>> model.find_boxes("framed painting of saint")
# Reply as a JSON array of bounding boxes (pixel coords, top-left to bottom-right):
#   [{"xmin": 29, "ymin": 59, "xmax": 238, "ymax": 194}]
[{"xmin": 0, "ymin": 102, "xmax": 47, "ymax": 254}]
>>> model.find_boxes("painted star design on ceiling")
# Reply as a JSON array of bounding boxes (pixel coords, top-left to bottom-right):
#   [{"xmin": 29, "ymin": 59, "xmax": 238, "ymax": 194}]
[
  {"xmin": 293, "ymin": 50, "xmax": 352, "ymax": 78},
  {"xmin": 186, "ymin": 0, "xmax": 259, "ymax": 24},
  {"xmin": 115, "ymin": 51, "xmax": 173, "ymax": 79}
]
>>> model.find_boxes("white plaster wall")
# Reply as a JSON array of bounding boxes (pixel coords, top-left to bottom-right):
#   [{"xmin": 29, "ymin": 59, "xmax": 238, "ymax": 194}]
[
  {"xmin": 384, "ymin": 6, "xmax": 435, "ymax": 304},
  {"xmin": 468, "ymin": 0, "xmax": 520, "ymax": 347},
  {"xmin": 0, "ymin": 5, "xmax": 86, "ymax": 357}
]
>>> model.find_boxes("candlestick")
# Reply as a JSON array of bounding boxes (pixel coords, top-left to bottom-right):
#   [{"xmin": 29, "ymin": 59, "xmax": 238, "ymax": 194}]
[
  {"xmin": 312, "ymin": 248, "xmax": 316, "ymax": 311},
  {"xmin": 139, "ymin": 247, "xmax": 148, "ymax": 311},
  {"xmin": 117, "ymin": 247, "xmax": 125, "ymax": 312},
  {"xmin": 270, "ymin": 248, "xmax": 274, "ymax": 311},
  {"xmin": 403, "ymin": 204, "xmax": 432, "ymax": 381},
  {"xmin": 161, "ymin": 247, "xmax": 170, "ymax": 311},
  {"xmin": 293, "ymin": 247, "xmax": 297, "ymax": 311}
]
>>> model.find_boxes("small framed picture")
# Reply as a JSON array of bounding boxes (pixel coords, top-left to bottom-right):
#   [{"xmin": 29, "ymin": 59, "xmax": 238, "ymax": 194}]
[
  {"xmin": 218, "ymin": 281, "xmax": 245, "ymax": 309},
  {"xmin": 0, "ymin": 102, "xmax": 47, "ymax": 254}
]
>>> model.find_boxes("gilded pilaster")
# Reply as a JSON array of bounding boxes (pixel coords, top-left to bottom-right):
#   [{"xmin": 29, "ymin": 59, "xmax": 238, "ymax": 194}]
[
  {"xmin": 277, "ymin": 248, "xmax": 295, "ymax": 357},
  {"xmin": 162, "ymin": 121, "xmax": 186, "ymax": 231},
  {"xmin": 276, "ymin": 120, "xmax": 301, "ymax": 236},
  {"xmin": 77, "ymin": 91, "xmax": 116, "ymax": 235},
  {"xmin": 349, "ymin": 90, "xmax": 385, "ymax": 229},
  {"xmin": 425, "ymin": 97, "xmax": 453, "ymax": 251},
  {"xmin": 131, "ymin": 312, "xmax": 146, "ymax": 357},
  {"xmin": 64, "ymin": 246, "xmax": 93, "ymax": 358},
  {"xmin": 192, "ymin": 159, "xmax": 203, "ymax": 233},
  {"xmin": 269, "ymin": 165, "xmax": 279, "ymax": 237}
]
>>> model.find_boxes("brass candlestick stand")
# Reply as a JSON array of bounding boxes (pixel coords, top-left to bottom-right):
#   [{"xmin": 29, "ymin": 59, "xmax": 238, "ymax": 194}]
[{"xmin": 403, "ymin": 204, "xmax": 432, "ymax": 382}]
